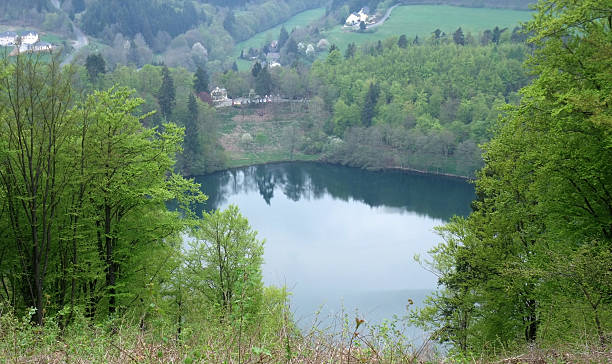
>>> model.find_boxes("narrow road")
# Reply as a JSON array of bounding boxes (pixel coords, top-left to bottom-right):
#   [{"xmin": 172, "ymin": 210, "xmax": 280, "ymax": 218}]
[
  {"xmin": 366, "ymin": 4, "xmax": 399, "ymax": 30},
  {"xmin": 50, "ymin": 0, "xmax": 89, "ymax": 66}
]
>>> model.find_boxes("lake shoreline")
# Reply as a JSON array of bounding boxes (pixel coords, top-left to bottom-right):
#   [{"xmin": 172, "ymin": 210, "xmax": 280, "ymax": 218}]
[{"xmin": 201, "ymin": 158, "xmax": 474, "ymax": 181}]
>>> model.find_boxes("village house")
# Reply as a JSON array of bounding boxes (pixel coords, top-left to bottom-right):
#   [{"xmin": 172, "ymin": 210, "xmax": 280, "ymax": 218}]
[
  {"xmin": 20, "ymin": 31, "xmax": 39, "ymax": 45},
  {"xmin": 345, "ymin": 8, "xmax": 369, "ymax": 26},
  {"xmin": 0, "ymin": 31, "xmax": 18, "ymax": 46},
  {"xmin": 31, "ymin": 41, "xmax": 52, "ymax": 52},
  {"xmin": 211, "ymin": 87, "xmax": 229, "ymax": 103},
  {"xmin": 19, "ymin": 41, "xmax": 53, "ymax": 54}
]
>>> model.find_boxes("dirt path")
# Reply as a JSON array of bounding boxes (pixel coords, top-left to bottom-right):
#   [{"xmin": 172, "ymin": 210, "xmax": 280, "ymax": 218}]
[{"xmin": 50, "ymin": 0, "xmax": 89, "ymax": 66}]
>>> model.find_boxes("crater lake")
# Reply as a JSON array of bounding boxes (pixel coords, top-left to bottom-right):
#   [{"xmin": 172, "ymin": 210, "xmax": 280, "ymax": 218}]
[{"xmin": 194, "ymin": 162, "xmax": 475, "ymax": 336}]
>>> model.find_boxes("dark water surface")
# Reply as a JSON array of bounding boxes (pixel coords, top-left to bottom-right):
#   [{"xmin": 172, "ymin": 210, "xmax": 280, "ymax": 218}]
[{"xmin": 194, "ymin": 162, "xmax": 475, "ymax": 332}]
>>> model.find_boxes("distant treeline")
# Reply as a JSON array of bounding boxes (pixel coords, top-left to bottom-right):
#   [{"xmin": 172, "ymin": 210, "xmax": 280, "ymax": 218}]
[
  {"xmin": 81, "ymin": 0, "xmax": 201, "ymax": 45},
  {"xmin": 329, "ymin": 0, "xmax": 534, "ymax": 13},
  {"xmin": 397, "ymin": 0, "xmax": 534, "ymax": 10},
  {"xmin": 225, "ymin": 0, "xmax": 327, "ymax": 42}
]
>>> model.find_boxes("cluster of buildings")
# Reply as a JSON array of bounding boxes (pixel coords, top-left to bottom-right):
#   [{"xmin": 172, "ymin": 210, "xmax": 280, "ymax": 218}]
[
  {"xmin": 0, "ymin": 30, "xmax": 53, "ymax": 53},
  {"xmin": 209, "ymin": 86, "xmax": 278, "ymax": 108},
  {"xmin": 345, "ymin": 8, "xmax": 371, "ymax": 26}
]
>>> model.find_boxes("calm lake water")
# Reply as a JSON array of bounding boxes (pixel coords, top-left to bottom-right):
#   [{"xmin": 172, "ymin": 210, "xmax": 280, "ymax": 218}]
[{"xmin": 194, "ymin": 162, "xmax": 475, "ymax": 334}]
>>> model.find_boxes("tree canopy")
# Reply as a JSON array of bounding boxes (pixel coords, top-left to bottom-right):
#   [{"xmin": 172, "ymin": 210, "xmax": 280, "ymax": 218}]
[{"xmin": 413, "ymin": 0, "xmax": 612, "ymax": 353}]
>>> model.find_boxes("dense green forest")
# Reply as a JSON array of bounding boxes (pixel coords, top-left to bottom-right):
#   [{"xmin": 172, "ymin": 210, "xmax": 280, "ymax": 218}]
[
  {"xmin": 82, "ymin": 29, "xmax": 531, "ymax": 177},
  {"xmin": 208, "ymin": 30, "xmax": 531, "ymax": 177},
  {"xmin": 0, "ymin": 0, "xmax": 610, "ymax": 362},
  {"xmin": 1, "ymin": 0, "xmax": 533, "ymax": 72},
  {"xmin": 411, "ymin": 0, "xmax": 612, "ymax": 357},
  {"xmin": 310, "ymin": 37, "xmax": 530, "ymax": 176}
]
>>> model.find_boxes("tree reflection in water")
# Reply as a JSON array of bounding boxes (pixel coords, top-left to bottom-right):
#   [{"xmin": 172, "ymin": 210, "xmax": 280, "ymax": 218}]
[{"xmin": 194, "ymin": 162, "xmax": 474, "ymax": 220}]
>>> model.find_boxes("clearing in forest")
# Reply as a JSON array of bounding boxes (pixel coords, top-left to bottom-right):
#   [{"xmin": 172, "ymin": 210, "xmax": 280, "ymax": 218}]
[
  {"xmin": 232, "ymin": 7, "xmax": 326, "ymax": 71},
  {"xmin": 322, "ymin": 5, "xmax": 534, "ymax": 52}
]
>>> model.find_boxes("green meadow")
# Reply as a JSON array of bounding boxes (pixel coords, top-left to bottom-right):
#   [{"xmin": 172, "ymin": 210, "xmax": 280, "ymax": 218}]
[
  {"xmin": 322, "ymin": 5, "xmax": 533, "ymax": 53},
  {"xmin": 232, "ymin": 7, "xmax": 325, "ymax": 71}
]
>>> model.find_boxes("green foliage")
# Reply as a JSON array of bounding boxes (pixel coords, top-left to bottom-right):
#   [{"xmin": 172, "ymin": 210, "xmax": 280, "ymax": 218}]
[
  {"xmin": 321, "ymin": 5, "xmax": 533, "ymax": 53},
  {"xmin": 397, "ymin": 34, "xmax": 408, "ymax": 48},
  {"xmin": 414, "ymin": 0, "xmax": 612, "ymax": 355},
  {"xmin": 80, "ymin": 0, "xmax": 201, "ymax": 45},
  {"xmin": 232, "ymin": 7, "xmax": 326, "ymax": 70},
  {"xmin": 85, "ymin": 53, "xmax": 106, "ymax": 81},
  {"xmin": 158, "ymin": 66, "xmax": 176, "ymax": 120},
  {"xmin": 193, "ymin": 66, "xmax": 209, "ymax": 93},
  {"xmin": 361, "ymin": 81, "xmax": 380, "ymax": 127},
  {"xmin": 311, "ymin": 40, "xmax": 530, "ymax": 176},
  {"xmin": 185, "ymin": 205, "xmax": 264, "ymax": 321},
  {"xmin": 0, "ymin": 54, "xmax": 203, "ymax": 326},
  {"xmin": 255, "ymin": 66, "xmax": 273, "ymax": 96}
]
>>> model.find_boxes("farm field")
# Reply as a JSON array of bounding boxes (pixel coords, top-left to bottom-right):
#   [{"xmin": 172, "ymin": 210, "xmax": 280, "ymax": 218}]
[
  {"xmin": 321, "ymin": 5, "xmax": 534, "ymax": 52},
  {"xmin": 232, "ymin": 7, "xmax": 325, "ymax": 71}
]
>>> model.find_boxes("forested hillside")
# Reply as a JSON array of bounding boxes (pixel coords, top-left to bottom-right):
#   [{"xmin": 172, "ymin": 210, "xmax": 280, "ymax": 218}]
[
  {"xmin": 412, "ymin": 0, "xmax": 612, "ymax": 357},
  {"xmin": 310, "ymin": 37, "xmax": 530, "ymax": 175},
  {"xmin": 209, "ymin": 29, "xmax": 532, "ymax": 177},
  {"xmin": 1, "ymin": 0, "xmax": 609, "ymax": 362}
]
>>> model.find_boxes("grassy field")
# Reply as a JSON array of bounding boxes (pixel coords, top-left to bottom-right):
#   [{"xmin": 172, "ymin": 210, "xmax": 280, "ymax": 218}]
[
  {"xmin": 216, "ymin": 103, "xmax": 323, "ymax": 167},
  {"xmin": 232, "ymin": 7, "xmax": 326, "ymax": 71},
  {"xmin": 321, "ymin": 5, "xmax": 534, "ymax": 53}
]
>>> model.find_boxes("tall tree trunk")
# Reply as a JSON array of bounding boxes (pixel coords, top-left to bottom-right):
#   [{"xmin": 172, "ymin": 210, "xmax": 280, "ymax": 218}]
[{"xmin": 104, "ymin": 203, "xmax": 116, "ymax": 315}]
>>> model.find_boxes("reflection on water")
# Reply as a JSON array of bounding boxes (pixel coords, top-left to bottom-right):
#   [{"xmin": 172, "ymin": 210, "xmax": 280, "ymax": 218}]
[
  {"xmin": 194, "ymin": 162, "xmax": 475, "ymax": 333},
  {"xmin": 196, "ymin": 162, "xmax": 474, "ymax": 219}
]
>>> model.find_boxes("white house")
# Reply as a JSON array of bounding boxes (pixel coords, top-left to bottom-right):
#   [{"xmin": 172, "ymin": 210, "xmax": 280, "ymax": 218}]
[
  {"xmin": 18, "ymin": 41, "xmax": 53, "ymax": 54},
  {"xmin": 345, "ymin": 9, "xmax": 369, "ymax": 26},
  {"xmin": 31, "ymin": 41, "xmax": 52, "ymax": 52},
  {"xmin": 211, "ymin": 87, "xmax": 228, "ymax": 103},
  {"xmin": 0, "ymin": 31, "xmax": 18, "ymax": 46},
  {"xmin": 21, "ymin": 31, "xmax": 39, "ymax": 45}
]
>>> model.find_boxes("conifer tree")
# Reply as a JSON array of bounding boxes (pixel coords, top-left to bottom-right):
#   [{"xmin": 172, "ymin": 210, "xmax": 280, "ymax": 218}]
[
  {"xmin": 361, "ymin": 82, "xmax": 380, "ymax": 127},
  {"xmin": 158, "ymin": 66, "xmax": 175, "ymax": 119},
  {"xmin": 397, "ymin": 34, "xmax": 408, "ymax": 48},
  {"xmin": 278, "ymin": 26, "xmax": 289, "ymax": 49},
  {"xmin": 193, "ymin": 66, "xmax": 209, "ymax": 93},
  {"xmin": 453, "ymin": 27, "xmax": 465, "ymax": 45}
]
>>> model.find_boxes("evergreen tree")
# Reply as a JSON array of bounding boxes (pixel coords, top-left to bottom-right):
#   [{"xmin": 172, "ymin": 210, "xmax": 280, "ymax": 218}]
[
  {"xmin": 344, "ymin": 42, "xmax": 356, "ymax": 59},
  {"xmin": 453, "ymin": 27, "xmax": 465, "ymax": 45},
  {"xmin": 286, "ymin": 38, "xmax": 298, "ymax": 55},
  {"xmin": 251, "ymin": 62, "xmax": 262, "ymax": 78},
  {"xmin": 158, "ymin": 66, "xmax": 175, "ymax": 119},
  {"xmin": 492, "ymin": 26, "xmax": 508, "ymax": 44},
  {"xmin": 481, "ymin": 29, "xmax": 493, "ymax": 45},
  {"xmin": 278, "ymin": 26, "xmax": 289, "ymax": 49},
  {"xmin": 255, "ymin": 66, "xmax": 273, "ymax": 96},
  {"xmin": 183, "ymin": 94, "xmax": 201, "ymax": 173},
  {"xmin": 85, "ymin": 53, "xmax": 106, "ymax": 82},
  {"xmin": 361, "ymin": 82, "xmax": 380, "ymax": 127},
  {"xmin": 397, "ymin": 34, "xmax": 408, "ymax": 48},
  {"xmin": 193, "ymin": 66, "xmax": 209, "ymax": 93}
]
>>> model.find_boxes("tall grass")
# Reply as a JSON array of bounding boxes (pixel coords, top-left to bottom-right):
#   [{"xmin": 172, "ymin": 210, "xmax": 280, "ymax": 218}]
[{"xmin": 0, "ymin": 300, "xmax": 439, "ymax": 363}]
